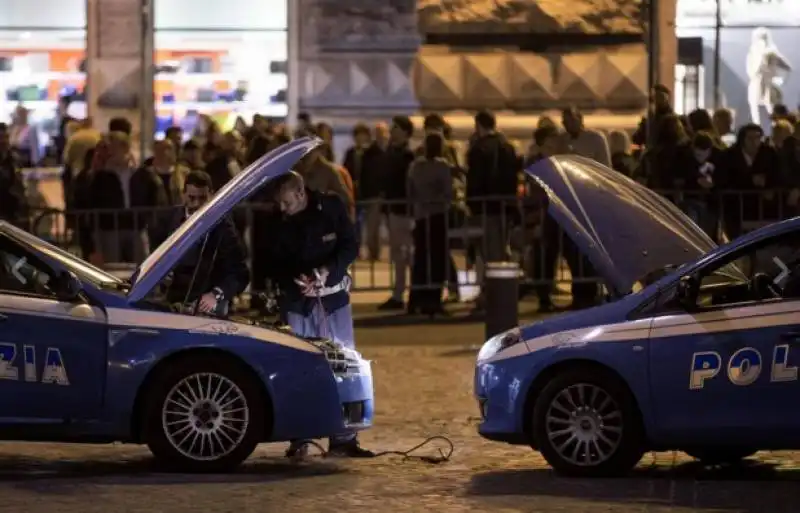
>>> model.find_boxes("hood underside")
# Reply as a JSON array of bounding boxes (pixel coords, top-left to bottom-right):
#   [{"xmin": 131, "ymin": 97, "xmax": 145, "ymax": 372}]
[{"xmin": 526, "ymin": 155, "xmax": 717, "ymax": 296}]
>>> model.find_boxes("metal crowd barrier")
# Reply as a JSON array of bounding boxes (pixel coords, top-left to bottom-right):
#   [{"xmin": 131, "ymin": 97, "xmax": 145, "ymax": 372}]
[{"xmin": 16, "ymin": 189, "xmax": 800, "ymax": 299}]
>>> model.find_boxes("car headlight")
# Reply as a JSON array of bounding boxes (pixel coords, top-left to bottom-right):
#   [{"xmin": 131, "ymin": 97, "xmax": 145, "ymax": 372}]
[
  {"xmin": 307, "ymin": 338, "xmax": 363, "ymax": 373},
  {"xmin": 477, "ymin": 328, "xmax": 523, "ymax": 362}
]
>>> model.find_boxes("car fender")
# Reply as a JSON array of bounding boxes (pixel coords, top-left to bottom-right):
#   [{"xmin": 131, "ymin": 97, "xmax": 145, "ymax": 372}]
[
  {"xmin": 102, "ymin": 309, "xmax": 341, "ymax": 440},
  {"xmin": 517, "ymin": 341, "xmax": 655, "ymax": 437}
]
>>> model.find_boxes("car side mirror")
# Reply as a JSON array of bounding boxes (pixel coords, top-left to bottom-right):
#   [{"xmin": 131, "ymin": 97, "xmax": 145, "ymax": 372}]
[
  {"xmin": 56, "ymin": 271, "xmax": 82, "ymax": 301},
  {"xmin": 676, "ymin": 275, "xmax": 698, "ymax": 311}
]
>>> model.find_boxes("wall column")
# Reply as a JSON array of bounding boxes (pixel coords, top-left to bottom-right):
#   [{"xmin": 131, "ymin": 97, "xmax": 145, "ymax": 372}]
[
  {"xmin": 86, "ymin": 0, "xmax": 154, "ymax": 158},
  {"xmin": 659, "ymin": 0, "xmax": 677, "ymax": 95},
  {"xmin": 286, "ymin": 0, "xmax": 300, "ymax": 129}
]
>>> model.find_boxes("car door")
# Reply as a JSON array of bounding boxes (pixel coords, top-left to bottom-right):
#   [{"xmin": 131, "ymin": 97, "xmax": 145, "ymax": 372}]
[
  {"xmin": 0, "ymin": 234, "xmax": 107, "ymax": 421},
  {"xmin": 647, "ymin": 230, "xmax": 800, "ymax": 446}
]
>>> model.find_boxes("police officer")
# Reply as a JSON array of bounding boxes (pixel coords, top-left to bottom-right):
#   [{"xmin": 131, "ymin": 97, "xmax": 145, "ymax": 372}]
[
  {"xmin": 154, "ymin": 170, "xmax": 249, "ymax": 314},
  {"xmin": 266, "ymin": 170, "xmax": 373, "ymax": 458}
]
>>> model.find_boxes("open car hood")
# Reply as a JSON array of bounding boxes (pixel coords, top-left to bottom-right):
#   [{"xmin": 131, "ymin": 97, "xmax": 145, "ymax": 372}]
[
  {"xmin": 127, "ymin": 137, "xmax": 321, "ymax": 303},
  {"xmin": 526, "ymin": 155, "xmax": 717, "ymax": 296}
]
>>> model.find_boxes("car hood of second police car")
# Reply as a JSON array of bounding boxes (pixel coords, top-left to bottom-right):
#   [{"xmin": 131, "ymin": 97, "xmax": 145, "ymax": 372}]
[
  {"xmin": 126, "ymin": 137, "xmax": 322, "ymax": 303},
  {"xmin": 527, "ymin": 155, "xmax": 717, "ymax": 297}
]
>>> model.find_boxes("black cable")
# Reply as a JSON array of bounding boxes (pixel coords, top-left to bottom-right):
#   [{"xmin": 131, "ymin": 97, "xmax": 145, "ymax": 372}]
[
  {"xmin": 181, "ymin": 232, "xmax": 210, "ymax": 314},
  {"xmin": 293, "ymin": 435, "xmax": 455, "ymax": 464}
]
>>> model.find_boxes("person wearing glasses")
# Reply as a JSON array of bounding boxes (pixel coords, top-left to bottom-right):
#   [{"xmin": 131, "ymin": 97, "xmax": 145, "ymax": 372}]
[{"xmin": 151, "ymin": 170, "xmax": 249, "ymax": 314}]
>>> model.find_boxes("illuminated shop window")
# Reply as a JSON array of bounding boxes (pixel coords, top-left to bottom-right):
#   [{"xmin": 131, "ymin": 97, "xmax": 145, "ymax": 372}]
[{"xmin": 0, "ymin": 0, "xmax": 288, "ymax": 139}]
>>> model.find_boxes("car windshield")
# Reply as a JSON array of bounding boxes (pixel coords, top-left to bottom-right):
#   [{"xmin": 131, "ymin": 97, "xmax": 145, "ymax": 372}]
[
  {"xmin": 2, "ymin": 223, "xmax": 124, "ymax": 287},
  {"xmin": 631, "ymin": 259, "xmax": 747, "ymax": 293},
  {"xmin": 707, "ymin": 263, "xmax": 749, "ymax": 286}
]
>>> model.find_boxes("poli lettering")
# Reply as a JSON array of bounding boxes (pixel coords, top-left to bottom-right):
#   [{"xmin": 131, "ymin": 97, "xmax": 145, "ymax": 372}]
[
  {"xmin": 690, "ymin": 344, "xmax": 798, "ymax": 389},
  {"xmin": 0, "ymin": 343, "xmax": 69, "ymax": 386}
]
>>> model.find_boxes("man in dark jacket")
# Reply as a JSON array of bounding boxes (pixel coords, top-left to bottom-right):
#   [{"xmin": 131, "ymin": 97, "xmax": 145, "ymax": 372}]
[
  {"xmin": 341, "ymin": 123, "xmax": 371, "ymax": 189},
  {"xmin": 632, "ymin": 84, "xmax": 674, "ymax": 147},
  {"xmin": 265, "ymin": 171, "xmax": 373, "ymax": 459},
  {"xmin": 0, "ymin": 124, "xmax": 25, "ymax": 225},
  {"xmin": 717, "ymin": 123, "xmax": 781, "ymax": 240},
  {"xmin": 379, "ymin": 116, "xmax": 416, "ymax": 310},
  {"xmin": 151, "ymin": 170, "xmax": 249, "ymax": 314},
  {"xmin": 466, "ymin": 110, "xmax": 519, "ymax": 310},
  {"xmin": 359, "ymin": 122, "xmax": 389, "ymax": 262}
]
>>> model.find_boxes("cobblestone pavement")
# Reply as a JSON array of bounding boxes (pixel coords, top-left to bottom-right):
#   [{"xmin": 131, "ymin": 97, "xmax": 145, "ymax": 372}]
[{"xmin": 0, "ymin": 324, "xmax": 800, "ymax": 512}]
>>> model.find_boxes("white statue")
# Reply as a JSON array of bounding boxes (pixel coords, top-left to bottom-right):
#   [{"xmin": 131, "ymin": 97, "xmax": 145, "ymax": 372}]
[{"xmin": 746, "ymin": 27, "xmax": 791, "ymax": 125}]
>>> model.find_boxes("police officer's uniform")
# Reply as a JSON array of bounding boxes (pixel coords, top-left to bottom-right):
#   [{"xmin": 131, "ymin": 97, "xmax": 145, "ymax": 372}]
[{"xmin": 265, "ymin": 188, "xmax": 372, "ymax": 457}]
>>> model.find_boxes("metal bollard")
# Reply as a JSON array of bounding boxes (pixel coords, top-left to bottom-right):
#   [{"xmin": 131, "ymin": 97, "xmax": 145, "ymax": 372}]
[{"xmin": 484, "ymin": 261, "xmax": 520, "ymax": 340}]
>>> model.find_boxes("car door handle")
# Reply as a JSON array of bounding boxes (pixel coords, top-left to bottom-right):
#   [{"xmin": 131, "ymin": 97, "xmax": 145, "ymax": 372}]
[{"xmin": 128, "ymin": 328, "xmax": 160, "ymax": 336}]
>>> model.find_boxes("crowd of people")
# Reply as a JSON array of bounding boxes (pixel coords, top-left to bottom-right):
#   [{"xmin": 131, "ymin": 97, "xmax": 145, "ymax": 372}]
[{"xmin": 1, "ymin": 83, "xmax": 800, "ymax": 315}]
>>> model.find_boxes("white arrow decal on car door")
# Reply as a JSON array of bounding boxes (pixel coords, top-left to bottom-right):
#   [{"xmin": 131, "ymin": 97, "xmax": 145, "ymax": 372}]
[
  {"xmin": 773, "ymin": 256, "xmax": 790, "ymax": 286},
  {"xmin": 11, "ymin": 258, "xmax": 26, "ymax": 284}
]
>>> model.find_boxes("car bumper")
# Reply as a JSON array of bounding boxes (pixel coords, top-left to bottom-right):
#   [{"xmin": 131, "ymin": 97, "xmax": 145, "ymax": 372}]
[
  {"xmin": 334, "ymin": 358, "xmax": 374, "ymax": 431},
  {"xmin": 474, "ymin": 359, "xmax": 531, "ymax": 446},
  {"xmin": 263, "ymin": 350, "xmax": 374, "ymax": 442}
]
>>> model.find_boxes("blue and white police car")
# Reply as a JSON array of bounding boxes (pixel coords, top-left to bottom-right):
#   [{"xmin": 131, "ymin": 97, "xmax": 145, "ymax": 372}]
[
  {"xmin": 0, "ymin": 138, "xmax": 373, "ymax": 472},
  {"xmin": 476, "ymin": 155, "xmax": 800, "ymax": 476}
]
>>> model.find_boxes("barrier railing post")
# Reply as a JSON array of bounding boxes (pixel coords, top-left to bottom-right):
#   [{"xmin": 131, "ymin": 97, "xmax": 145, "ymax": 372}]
[{"xmin": 484, "ymin": 261, "xmax": 520, "ymax": 340}]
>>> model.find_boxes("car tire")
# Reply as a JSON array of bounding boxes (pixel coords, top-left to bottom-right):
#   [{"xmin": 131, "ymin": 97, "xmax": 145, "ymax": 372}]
[
  {"xmin": 532, "ymin": 367, "xmax": 645, "ymax": 477},
  {"xmin": 143, "ymin": 353, "xmax": 266, "ymax": 472},
  {"xmin": 684, "ymin": 448, "xmax": 758, "ymax": 465}
]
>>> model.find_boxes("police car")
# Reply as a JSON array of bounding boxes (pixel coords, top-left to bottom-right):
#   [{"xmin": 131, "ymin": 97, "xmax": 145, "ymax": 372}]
[
  {"xmin": 476, "ymin": 155, "xmax": 800, "ymax": 477},
  {"xmin": 0, "ymin": 138, "xmax": 374, "ymax": 472}
]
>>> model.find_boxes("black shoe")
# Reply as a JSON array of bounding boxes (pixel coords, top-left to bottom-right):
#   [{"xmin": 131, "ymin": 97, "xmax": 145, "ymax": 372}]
[
  {"xmin": 378, "ymin": 298, "xmax": 405, "ymax": 311},
  {"xmin": 327, "ymin": 439, "xmax": 375, "ymax": 458},
  {"xmin": 285, "ymin": 440, "xmax": 310, "ymax": 461}
]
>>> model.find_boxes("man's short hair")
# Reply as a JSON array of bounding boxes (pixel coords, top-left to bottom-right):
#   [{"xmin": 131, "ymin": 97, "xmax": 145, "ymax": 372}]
[
  {"xmin": 534, "ymin": 125, "xmax": 559, "ymax": 147},
  {"xmin": 772, "ymin": 103, "xmax": 790, "ymax": 118},
  {"xmin": 109, "ymin": 117, "xmax": 132, "ymax": 135},
  {"xmin": 352, "ymin": 123, "xmax": 370, "ymax": 138},
  {"xmin": 474, "ymin": 110, "xmax": 496, "ymax": 131},
  {"xmin": 184, "ymin": 170, "xmax": 213, "ymax": 191},
  {"xmin": 736, "ymin": 123, "xmax": 764, "ymax": 145},
  {"xmin": 391, "ymin": 116, "xmax": 414, "ymax": 137},
  {"xmin": 773, "ymin": 118, "xmax": 793, "ymax": 134},
  {"xmin": 165, "ymin": 126, "xmax": 183, "ymax": 138},
  {"xmin": 712, "ymin": 108, "xmax": 732, "ymax": 122},
  {"xmin": 423, "ymin": 113, "xmax": 446, "ymax": 132},
  {"xmin": 271, "ymin": 171, "xmax": 305, "ymax": 196},
  {"xmin": 692, "ymin": 131, "xmax": 715, "ymax": 151}
]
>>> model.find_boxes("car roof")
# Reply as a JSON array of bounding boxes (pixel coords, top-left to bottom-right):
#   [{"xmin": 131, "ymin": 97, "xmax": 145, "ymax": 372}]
[{"xmin": 726, "ymin": 216, "xmax": 800, "ymax": 247}]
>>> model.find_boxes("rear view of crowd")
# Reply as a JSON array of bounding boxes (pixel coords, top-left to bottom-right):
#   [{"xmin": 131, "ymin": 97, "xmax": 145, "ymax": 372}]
[{"xmin": 2, "ymin": 82, "xmax": 800, "ymax": 316}]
